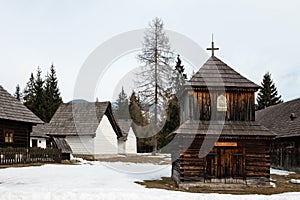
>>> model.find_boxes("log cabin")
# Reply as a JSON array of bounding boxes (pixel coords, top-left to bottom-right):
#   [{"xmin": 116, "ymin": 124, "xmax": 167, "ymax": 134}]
[
  {"xmin": 170, "ymin": 40, "xmax": 275, "ymax": 187},
  {"xmin": 256, "ymin": 98, "xmax": 300, "ymax": 171},
  {"xmin": 0, "ymin": 85, "xmax": 43, "ymax": 148}
]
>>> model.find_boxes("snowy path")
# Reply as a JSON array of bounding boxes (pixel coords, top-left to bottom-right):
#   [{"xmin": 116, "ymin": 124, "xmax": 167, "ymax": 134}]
[{"xmin": 0, "ymin": 162, "xmax": 300, "ymax": 200}]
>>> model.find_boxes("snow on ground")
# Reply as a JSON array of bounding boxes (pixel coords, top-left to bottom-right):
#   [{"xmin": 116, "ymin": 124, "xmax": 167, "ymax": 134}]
[
  {"xmin": 270, "ymin": 168, "xmax": 296, "ymax": 176},
  {"xmin": 0, "ymin": 162, "xmax": 300, "ymax": 200},
  {"xmin": 290, "ymin": 179, "xmax": 300, "ymax": 184}
]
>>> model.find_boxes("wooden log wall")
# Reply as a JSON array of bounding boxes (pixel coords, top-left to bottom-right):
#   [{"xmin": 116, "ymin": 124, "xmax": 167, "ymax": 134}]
[
  {"xmin": 172, "ymin": 136, "xmax": 272, "ymax": 184},
  {"xmin": 270, "ymin": 137, "xmax": 300, "ymax": 171},
  {"xmin": 181, "ymin": 89, "xmax": 255, "ymax": 122},
  {"xmin": 0, "ymin": 120, "xmax": 31, "ymax": 148},
  {"xmin": 179, "ymin": 137, "xmax": 205, "ymax": 182},
  {"xmin": 243, "ymin": 140, "xmax": 271, "ymax": 178}
]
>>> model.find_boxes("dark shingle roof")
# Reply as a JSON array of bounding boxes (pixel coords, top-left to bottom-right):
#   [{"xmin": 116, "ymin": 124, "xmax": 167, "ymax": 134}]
[
  {"xmin": 52, "ymin": 137, "xmax": 72, "ymax": 153},
  {"xmin": 185, "ymin": 56, "xmax": 259, "ymax": 88},
  {"xmin": 0, "ymin": 85, "xmax": 43, "ymax": 124},
  {"xmin": 31, "ymin": 124, "xmax": 49, "ymax": 138},
  {"xmin": 256, "ymin": 98, "xmax": 300, "ymax": 138},
  {"xmin": 47, "ymin": 102, "xmax": 123, "ymax": 138},
  {"xmin": 171, "ymin": 120, "xmax": 275, "ymax": 137},
  {"xmin": 117, "ymin": 119, "xmax": 132, "ymax": 134}
]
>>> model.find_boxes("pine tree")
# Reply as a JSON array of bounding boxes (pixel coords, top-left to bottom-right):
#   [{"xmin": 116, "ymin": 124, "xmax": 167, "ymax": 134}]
[
  {"xmin": 256, "ymin": 72, "xmax": 283, "ymax": 110},
  {"xmin": 23, "ymin": 73, "xmax": 35, "ymax": 110},
  {"xmin": 31, "ymin": 67, "xmax": 46, "ymax": 121},
  {"xmin": 14, "ymin": 84, "xmax": 22, "ymax": 101},
  {"xmin": 173, "ymin": 55, "xmax": 187, "ymax": 93},
  {"xmin": 115, "ymin": 87, "xmax": 130, "ymax": 119},
  {"xmin": 136, "ymin": 17, "xmax": 175, "ymax": 154},
  {"xmin": 44, "ymin": 64, "xmax": 63, "ymax": 122}
]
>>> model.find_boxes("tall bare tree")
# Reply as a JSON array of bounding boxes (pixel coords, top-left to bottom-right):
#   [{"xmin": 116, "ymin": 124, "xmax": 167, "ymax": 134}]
[{"xmin": 136, "ymin": 17, "xmax": 175, "ymax": 154}]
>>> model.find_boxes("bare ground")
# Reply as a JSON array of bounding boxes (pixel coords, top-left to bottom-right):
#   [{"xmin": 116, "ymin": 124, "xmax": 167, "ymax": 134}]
[
  {"xmin": 136, "ymin": 173, "xmax": 300, "ymax": 195},
  {"xmin": 95, "ymin": 154, "xmax": 171, "ymax": 165}
]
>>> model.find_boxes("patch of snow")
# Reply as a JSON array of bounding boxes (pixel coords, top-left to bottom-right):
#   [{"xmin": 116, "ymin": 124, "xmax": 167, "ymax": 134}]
[
  {"xmin": 0, "ymin": 163, "xmax": 300, "ymax": 200},
  {"xmin": 270, "ymin": 182, "xmax": 277, "ymax": 188},
  {"xmin": 290, "ymin": 179, "xmax": 300, "ymax": 184},
  {"xmin": 270, "ymin": 168, "xmax": 295, "ymax": 176}
]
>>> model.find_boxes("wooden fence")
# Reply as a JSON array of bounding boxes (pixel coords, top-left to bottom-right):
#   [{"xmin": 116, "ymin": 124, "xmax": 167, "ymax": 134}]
[{"xmin": 0, "ymin": 147, "xmax": 61, "ymax": 165}]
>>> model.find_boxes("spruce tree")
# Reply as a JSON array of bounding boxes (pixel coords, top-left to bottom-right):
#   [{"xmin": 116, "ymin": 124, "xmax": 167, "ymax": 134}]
[
  {"xmin": 256, "ymin": 72, "xmax": 283, "ymax": 110},
  {"xmin": 44, "ymin": 64, "xmax": 63, "ymax": 122},
  {"xmin": 115, "ymin": 87, "xmax": 130, "ymax": 119},
  {"xmin": 14, "ymin": 84, "xmax": 22, "ymax": 101},
  {"xmin": 31, "ymin": 67, "xmax": 46, "ymax": 121},
  {"xmin": 23, "ymin": 73, "xmax": 35, "ymax": 110},
  {"xmin": 173, "ymin": 55, "xmax": 187, "ymax": 93}
]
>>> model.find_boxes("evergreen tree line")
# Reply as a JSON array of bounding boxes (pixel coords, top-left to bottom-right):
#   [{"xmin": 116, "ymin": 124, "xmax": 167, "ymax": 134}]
[{"xmin": 14, "ymin": 64, "xmax": 63, "ymax": 123}]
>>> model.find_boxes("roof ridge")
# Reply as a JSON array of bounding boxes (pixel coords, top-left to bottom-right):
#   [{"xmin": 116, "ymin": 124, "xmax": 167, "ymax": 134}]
[
  {"xmin": 0, "ymin": 85, "xmax": 43, "ymax": 124},
  {"xmin": 187, "ymin": 56, "xmax": 259, "ymax": 88}
]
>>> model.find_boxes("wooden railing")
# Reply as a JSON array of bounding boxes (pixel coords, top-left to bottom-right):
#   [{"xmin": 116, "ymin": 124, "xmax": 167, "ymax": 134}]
[{"xmin": 0, "ymin": 147, "xmax": 61, "ymax": 165}]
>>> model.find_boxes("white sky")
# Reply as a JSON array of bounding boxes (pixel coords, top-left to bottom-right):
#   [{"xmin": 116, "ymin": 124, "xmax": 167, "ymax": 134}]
[{"xmin": 0, "ymin": 0, "xmax": 300, "ymax": 102}]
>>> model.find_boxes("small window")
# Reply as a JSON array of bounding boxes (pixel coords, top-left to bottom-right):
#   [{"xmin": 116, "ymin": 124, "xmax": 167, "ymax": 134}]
[
  {"xmin": 217, "ymin": 95, "xmax": 227, "ymax": 111},
  {"xmin": 4, "ymin": 130, "xmax": 14, "ymax": 143}
]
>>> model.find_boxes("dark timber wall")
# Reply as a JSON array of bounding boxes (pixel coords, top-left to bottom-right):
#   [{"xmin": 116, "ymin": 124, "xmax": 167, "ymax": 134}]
[
  {"xmin": 172, "ymin": 135, "xmax": 271, "ymax": 183},
  {"xmin": 271, "ymin": 137, "xmax": 300, "ymax": 171},
  {"xmin": 181, "ymin": 89, "xmax": 256, "ymax": 122},
  {"xmin": 0, "ymin": 119, "xmax": 31, "ymax": 148}
]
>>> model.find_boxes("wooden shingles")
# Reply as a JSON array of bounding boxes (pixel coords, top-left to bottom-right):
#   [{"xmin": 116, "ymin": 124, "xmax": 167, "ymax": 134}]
[
  {"xmin": 117, "ymin": 119, "xmax": 132, "ymax": 139},
  {"xmin": 47, "ymin": 102, "xmax": 123, "ymax": 138},
  {"xmin": 172, "ymin": 120, "xmax": 275, "ymax": 137},
  {"xmin": 256, "ymin": 98, "xmax": 300, "ymax": 138},
  {"xmin": 185, "ymin": 56, "xmax": 259, "ymax": 88},
  {"xmin": 0, "ymin": 85, "xmax": 43, "ymax": 124},
  {"xmin": 31, "ymin": 124, "xmax": 49, "ymax": 138}
]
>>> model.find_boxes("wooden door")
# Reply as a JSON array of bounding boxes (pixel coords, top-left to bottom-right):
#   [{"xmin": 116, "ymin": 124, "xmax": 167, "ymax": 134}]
[
  {"xmin": 217, "ymin": 148, "xmax": 233, "ymax": 178},
  {"xmin": 205, "ymin": 147, "xmax": 244, "ymax": 179}
]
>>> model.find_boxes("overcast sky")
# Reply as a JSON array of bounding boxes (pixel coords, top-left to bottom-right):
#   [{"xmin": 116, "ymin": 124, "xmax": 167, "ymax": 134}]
[{"xmin": 0, "ymin": 0, "xmax": 300, "ymax": 102}]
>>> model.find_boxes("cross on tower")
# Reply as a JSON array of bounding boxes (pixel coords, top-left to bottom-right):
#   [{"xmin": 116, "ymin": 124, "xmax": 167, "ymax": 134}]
[{"xmin": 206, "ymin": 34, "xmax": 219, "ymax": 57}]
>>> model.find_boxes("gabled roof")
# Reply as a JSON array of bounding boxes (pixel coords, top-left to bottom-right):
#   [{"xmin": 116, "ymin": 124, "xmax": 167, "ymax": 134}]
[
  {"xmin": 171, "ymin": 120, "xmax": 275, "ymax": 137},
  {"xmin": 52, "ymin": 137, "xmax": 72, "ymax": 153},
  {"xmin": 185, "ymin": 56, "xmax": 259, "ymax": 89},
  {"xmin": 256, "ymin": 98, "xmax": 300, "ymax": 138},
  {"xmin": 0, "ymin": 85, "xmax": 43, "ymax": 124},
  {"xmin": 31, "ymin": 124, "xmax": 49, "ymax": 138},
  {"xmin": 117, "ymin": 119, "xmax": 132, "ymax": 136},
  {"xmin": 47, "ymin": 101, "xmax": 123, "ymax": 138}
]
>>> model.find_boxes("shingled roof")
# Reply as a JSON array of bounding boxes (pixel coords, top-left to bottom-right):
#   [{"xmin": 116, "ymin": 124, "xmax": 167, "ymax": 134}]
[
  {"xmin": 117, "ymin": 119, "xmax": 132, "ymax": 136},
  {"xmin": 185, "ymin": 56, "xmax": 259, "ymax": 88},
  {"xmin": 31, "ymin": 124, "xmax": 49, "ymax": 138},
  {"xmin": 256, "ymin": 98, "xmax": 300, "ymax": 138},
  {"xmin": 0, "ymin": 85, "xmax": 43, "ymax": 124},
  {"xmin": 47, "ymin": 101, "xmax": 123, "ymax": 138},
  {"xmin": 171, "ymin": 120, "xmax": 275, "ymax": 137}
]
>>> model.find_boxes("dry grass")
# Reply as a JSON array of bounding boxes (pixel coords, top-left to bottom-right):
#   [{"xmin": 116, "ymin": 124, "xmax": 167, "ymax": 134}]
[{"xmin": 136, "ymin": 173, "xmax": 300, "ymax": 195}]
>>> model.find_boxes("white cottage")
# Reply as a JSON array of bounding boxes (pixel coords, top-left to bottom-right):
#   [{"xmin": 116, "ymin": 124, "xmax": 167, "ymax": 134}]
[
  {"xmin": 46, "ymin": 101, "xmax": 131, "ymax": 158},
  {"xmin": 30, "ymin": 124, "xmax": 49, "ymax": 148},
  {"xmin": 117, "ymin": 119, "xmax": 137, "ymax": 154}
]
